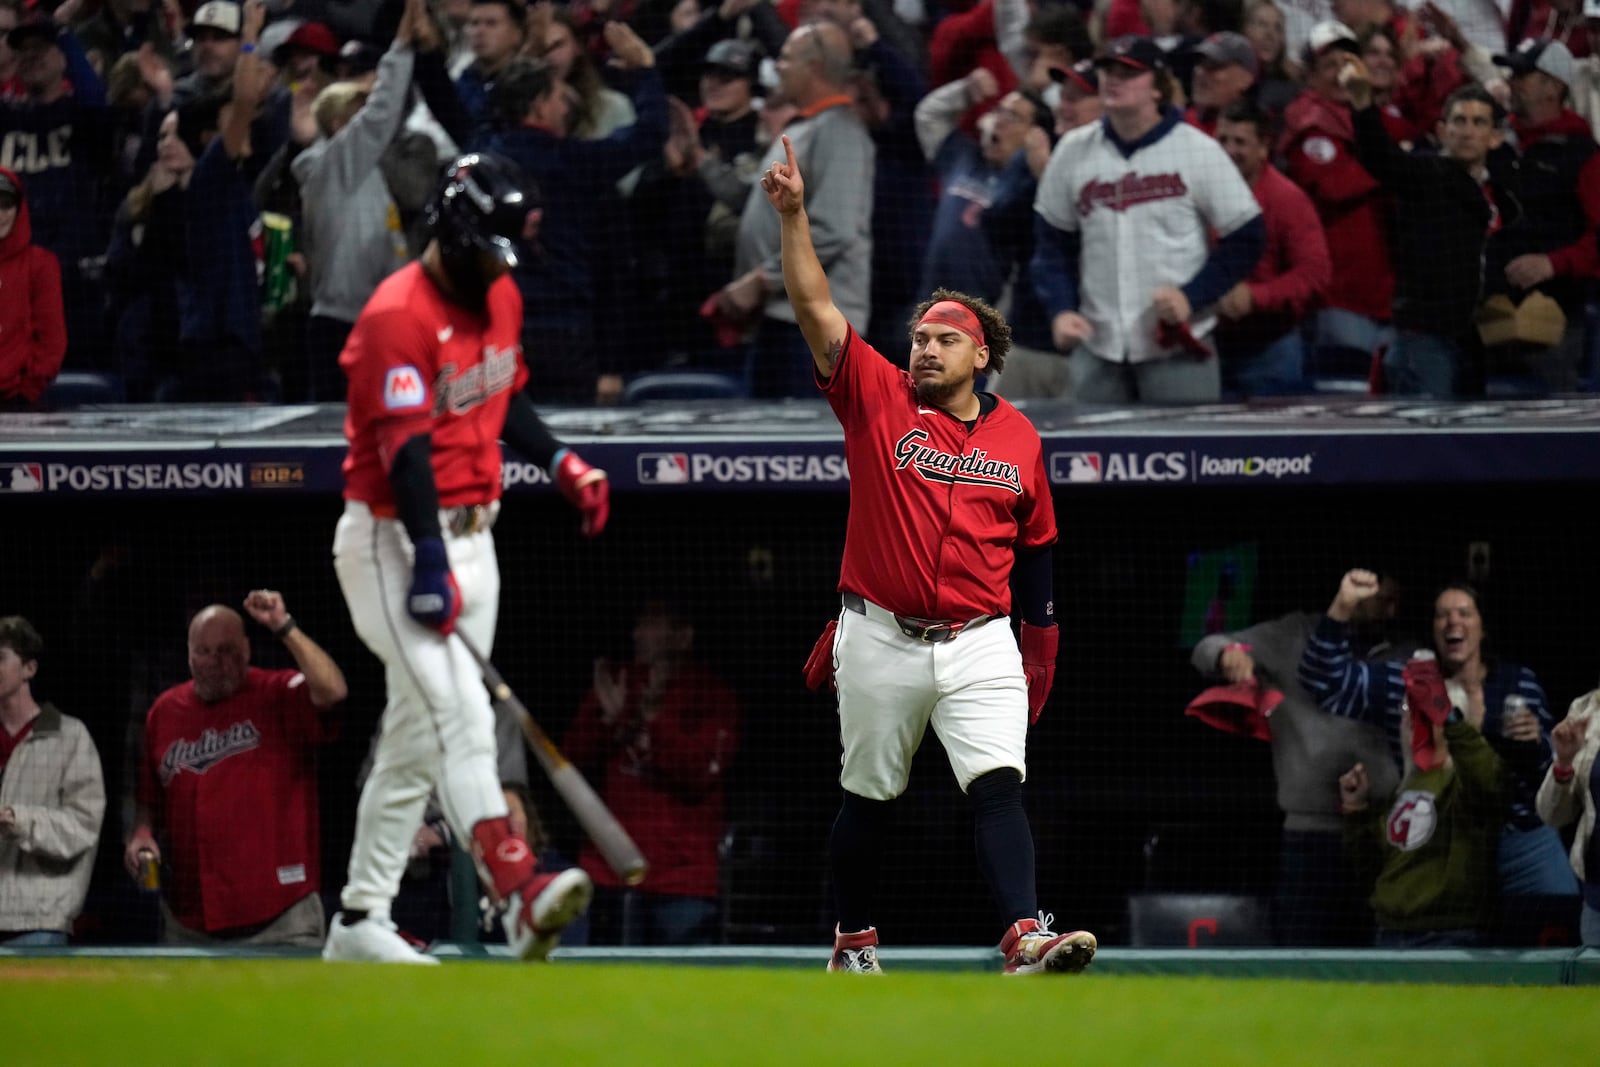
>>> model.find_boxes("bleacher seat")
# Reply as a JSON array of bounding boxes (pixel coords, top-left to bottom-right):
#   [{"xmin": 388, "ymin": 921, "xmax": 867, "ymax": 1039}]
[
  {"xmin": 39, "ymin": 372, "xmax": 124, "ymax": 408},
  {"xmin": 623, "ymin": 370, "xmax": 747, "ymax": 403}
]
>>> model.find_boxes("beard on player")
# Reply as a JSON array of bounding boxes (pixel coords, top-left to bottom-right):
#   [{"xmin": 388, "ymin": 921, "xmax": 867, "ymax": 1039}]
[{"xmin": 914, "ymin": 363, "xmax": 974, "ymax": 405}]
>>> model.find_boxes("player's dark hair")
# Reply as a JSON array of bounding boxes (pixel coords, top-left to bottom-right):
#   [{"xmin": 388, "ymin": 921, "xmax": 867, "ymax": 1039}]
[
  {"xmin": 1219, "ymin": 99, "xmax": 1273, "ymax": 143},
  {"xmin": 1442, "ymin": 83, "xmax": 1505, "ymax": 126},
  {"xmin": 908, "ymin": 288, "xmax": 1013, "ymax": 374},
  {"xmin": 1154, "ymin": 67, "xmax": 1177, "ymax": 108},
  {"xmin": 491, "ymin": 56, "xmax": 559, "ymax": 127},
  {"xmin": 0, "ymin": 615, "xmax": 43, "ymax": 665}
]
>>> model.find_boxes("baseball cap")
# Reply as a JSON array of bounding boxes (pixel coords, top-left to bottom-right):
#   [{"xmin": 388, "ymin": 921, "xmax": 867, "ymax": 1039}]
[
  {"xmin": 1095, "ymin": 36, "xmax": 1167, "ymax": 73},
  {"xmin": 1303, "ymin": 20, "xmax": 1359, "ymax": 61},
  {"xmin": 1494, "ymin": 37, "xmax": 1576, "ymax": 89},
  {"xmin": 336, "ymin": 39, "xmax": 384, "ymax": 75},
  {"xmin": 192, "ymin": 1, "xmax": 244, "ymax": 37},
  {"xmin": 704, "ymin": 38, "xmax": 758, "ymax": 80},
  {"xmin": 0, "ymin": 170, "xmax": 19, "ymax": 201},
  {"xmin": 4, "ymin": 16, "xmax": 60, "ymax": 50},
  {"xmin": 1194, "ymin": 31, "xmax": 1259, "ymax": 77},
  {"xmin": 1049, "ymin": 59, "xmax": 1098, "ymax": 96},
  {"xmin": 273, "ymin": 21, "xmax": 340, "ymax": 63}
]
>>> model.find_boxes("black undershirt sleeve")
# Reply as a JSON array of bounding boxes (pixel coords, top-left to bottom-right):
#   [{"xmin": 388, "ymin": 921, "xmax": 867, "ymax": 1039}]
[
  {"xmin": 1011, "ymin": 544, "xmax": 1055, "ymax": 628},
  {"xmin": 389, "ymin": 433, "xmax": 442, "ymax": 543},
  {"xmin": 500, "ymin": 391, "xmax": 563, "ymax": 469}
]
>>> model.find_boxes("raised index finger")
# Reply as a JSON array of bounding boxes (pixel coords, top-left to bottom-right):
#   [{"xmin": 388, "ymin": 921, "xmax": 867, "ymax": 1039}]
[{"xmin": 782, "ymin": 134, "xmax": 797, "ymax": 172}]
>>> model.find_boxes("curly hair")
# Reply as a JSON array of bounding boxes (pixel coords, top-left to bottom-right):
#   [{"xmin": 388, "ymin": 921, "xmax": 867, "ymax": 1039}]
[{"xmin": 907, "ymin": 288, "xmax": 1014, "ymax": 374}]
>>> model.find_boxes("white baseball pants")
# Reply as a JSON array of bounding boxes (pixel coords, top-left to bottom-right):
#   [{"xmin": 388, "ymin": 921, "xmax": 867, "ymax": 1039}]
[
  {"xmin": 333, "ymin": 501, "xmax": 509, "ymax": 915},
  {"xmin": 833, "ymin": 596, "xmax": 1029, "ymax": 801}
]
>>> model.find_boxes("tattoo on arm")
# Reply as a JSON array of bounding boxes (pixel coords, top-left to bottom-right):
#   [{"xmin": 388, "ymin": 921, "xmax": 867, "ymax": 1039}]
[{"xmin": 822, "ymin": 337, "xmax": 843, "ymax": 373}]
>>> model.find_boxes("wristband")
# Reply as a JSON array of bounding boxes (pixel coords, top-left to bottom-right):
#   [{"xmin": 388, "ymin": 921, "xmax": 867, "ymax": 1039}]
[
  {"xmin": 1553, "ymin": 764, "xmax": 1576, "ymax": 783},
  {"xmin": 274, "ymin": 616, "xmax": 298, "ymax": 639},
  {"xmin": 241, "ymin": 43, "xmax": 256, "ymax": 53}
]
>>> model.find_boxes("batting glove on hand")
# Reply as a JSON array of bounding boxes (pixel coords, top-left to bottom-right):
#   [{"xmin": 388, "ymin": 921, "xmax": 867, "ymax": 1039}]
[
  {"xmin": 803, "ymin": 619, "xmax": 838, "ymax": 691},
  {"xmin": 553, "ymin": 449, "xmax": 610, "ymax": 537},
  {"xmin": 1020, "ymin": 623, "xmax": 1058, "ymax": 725},
  {"xmin": 408, "ymin": 536, "xmax": 461, "ymax": 634}
]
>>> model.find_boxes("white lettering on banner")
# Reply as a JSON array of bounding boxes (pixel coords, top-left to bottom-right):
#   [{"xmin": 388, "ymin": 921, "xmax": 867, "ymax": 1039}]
[
  {"xmin": 1103, "ymin": 452, "xmax": 1188, "ymax": 482},
  {"xmin": 501, "ymin": 462, "xmax": 553, "ymax": 488},
  {"xmin": 687, "ymin": 454, "xmax": 850, "ymax": 484},
  {"xmin": 44, "ymin": 463, "xmax": 246, "ymax": 492},
  {"xmin": 1197, "ymin": 455, "xmax": 1314, "ymax": 479}
]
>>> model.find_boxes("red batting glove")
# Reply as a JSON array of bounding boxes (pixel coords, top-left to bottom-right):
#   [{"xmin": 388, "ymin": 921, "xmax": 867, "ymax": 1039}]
[
  {"xmin": 553, "ymin": 449, "xmax": 610, "ymax": 537},
  {"xmin": 1403, "ymin": 655, "xmax": 1452, "ymax": 770},
  {"xmin": 1020, "ymin": 623, "xmax": 1059, "ymax": 725},
  {"xmin": 804, "ymin": 619, "xmax": 838, "ymax": 691}
]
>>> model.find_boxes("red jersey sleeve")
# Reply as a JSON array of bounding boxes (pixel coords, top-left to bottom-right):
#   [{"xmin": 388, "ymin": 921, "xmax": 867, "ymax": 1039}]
[
  {"xmin": 342, "ymin": 306, "xmax": 440, "ymax": 473},
  {"xmin": 818, "ymin": 325, "xmax": 904, "ymax": 433},
  {"xmin": 1286, "ymin": 133, "xmax": 1381, "ymax": 208},
  {"xmin": 1015, "ymin": 431, "xmax": 1057, "ymax": 552},
  {"xmin": 268, "ymin": 669, "xmax": 338, "ymax": 746}
]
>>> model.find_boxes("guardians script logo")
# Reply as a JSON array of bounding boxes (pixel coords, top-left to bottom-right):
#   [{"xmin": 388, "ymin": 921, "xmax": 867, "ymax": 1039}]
[
  {"xmin": 893, "ymin": 429, "xmax": 1021, "ymax": 494},
  {"xmin": 159, "ymin": 721, "xmax": 262, "ymax": 785},
  {"xmin": 434, "ymin": 344, "xmax": 518, "ymax": 416},
  {"xmin": 1076, "ymin": 172, "xmax": 1188, "ymax": 217}
]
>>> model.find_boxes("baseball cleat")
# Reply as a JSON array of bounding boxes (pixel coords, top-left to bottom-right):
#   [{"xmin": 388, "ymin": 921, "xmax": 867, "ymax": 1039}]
[
  {"xmin": 826, "ymin": 925, "xmax": 884, "ymax": 974},
  {"xmin": 323, "ymin": 913, "xmax": 440, "ymax": 965},
  {"xmin": 505, "ymin": 867, "xmax": 593, "ymax": 961},
  {"xmin": 1000, "ymin": 912, "xmax": 1096, "ymax": 975}
]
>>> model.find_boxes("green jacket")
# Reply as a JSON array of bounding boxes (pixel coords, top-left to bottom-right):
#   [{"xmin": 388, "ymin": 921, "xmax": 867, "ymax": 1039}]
[{"xmin": 1345, "ymin": 720, "xmax": 1506, "ymax": 933}]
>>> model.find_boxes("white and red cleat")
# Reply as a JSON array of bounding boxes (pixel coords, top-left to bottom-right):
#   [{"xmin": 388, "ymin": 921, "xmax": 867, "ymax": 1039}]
[
  {"xmin": 505, "ymin": 868, "xmax": 593, "ymax": 961},
  {"xmin": 826, "ymin": 925, "xmax": 884, "ymax": 973},
  {"xmin": 1001, "ymin": 912, "xmax": 1096, "ymax": 975}
]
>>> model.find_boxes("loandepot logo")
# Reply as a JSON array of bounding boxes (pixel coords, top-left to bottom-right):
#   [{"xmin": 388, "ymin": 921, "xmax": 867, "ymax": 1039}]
[
  {"xmin": 1198, "ymin": 454, "xmax": 1314, "ymax": 479},
  {"xmin": 0, "ymin": 462, "xmax": 44, "ymax": 492}
]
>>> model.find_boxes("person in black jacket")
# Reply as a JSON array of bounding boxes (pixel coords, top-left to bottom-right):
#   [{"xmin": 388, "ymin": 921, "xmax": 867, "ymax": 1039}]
[{"xmin": 1344, "ymin": 62, "xmax": 1512, "ymax": 397}]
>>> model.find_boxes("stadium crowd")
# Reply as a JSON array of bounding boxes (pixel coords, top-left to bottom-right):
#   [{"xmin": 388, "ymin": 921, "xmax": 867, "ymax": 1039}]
[{"xmin": 6, "ymin": 0, "xmax": 1600, "ymax": 406}]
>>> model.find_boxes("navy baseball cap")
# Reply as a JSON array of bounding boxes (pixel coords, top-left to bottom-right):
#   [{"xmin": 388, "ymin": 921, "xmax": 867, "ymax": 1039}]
[
  {"xmin": 1194, "ymin": 31, "xmax": 1259, "ymax": 76},
  {"xmin": 1095, "ymin": 36, "xmax": 1167, "ymax": 73},
  {"xmin": 1049, "ymin": 59, "xmax": 1099, "ymax": 95}
]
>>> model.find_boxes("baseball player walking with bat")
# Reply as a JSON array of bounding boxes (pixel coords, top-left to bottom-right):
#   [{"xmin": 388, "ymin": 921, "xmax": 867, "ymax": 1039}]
[
  {"xmin": 764, "ymin": 136, "xmax": 1096, "ymax": 975},
  {"xmin": 325, "ymin": 152, "xmax": 611, "ymax": 964}
]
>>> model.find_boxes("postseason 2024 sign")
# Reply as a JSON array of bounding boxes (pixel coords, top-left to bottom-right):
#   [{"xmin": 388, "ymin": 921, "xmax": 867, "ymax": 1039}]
[{"xmin": 2, "ymin": 398, "xmax": 1600, "ymax": 497}]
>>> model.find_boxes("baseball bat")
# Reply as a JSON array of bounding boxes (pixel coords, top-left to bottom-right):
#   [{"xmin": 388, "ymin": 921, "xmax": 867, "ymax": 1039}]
[{"xmin": 454, "ymin": 632, "xmax": 649, "ymax": 886}]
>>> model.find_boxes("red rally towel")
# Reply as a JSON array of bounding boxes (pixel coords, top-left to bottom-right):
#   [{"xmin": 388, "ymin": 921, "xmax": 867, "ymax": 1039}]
[{"xmin": 1184, "ymin": 681, "xmax": 1284, "ymax": 742}]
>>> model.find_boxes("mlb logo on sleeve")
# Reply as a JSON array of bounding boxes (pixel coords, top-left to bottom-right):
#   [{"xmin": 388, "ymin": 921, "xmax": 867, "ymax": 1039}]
[{"xmin": 383, "ymin": 366, "xmax": 427, "ymax": 410}]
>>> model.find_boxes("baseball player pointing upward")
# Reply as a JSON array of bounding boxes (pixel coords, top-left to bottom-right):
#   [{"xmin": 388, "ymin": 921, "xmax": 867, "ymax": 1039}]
[
  {"xmin": 326, "ymin": 153, "xmax": 609, "ymax": 964},
  {"xmin": 766, "ymin": 136, "xmax": 1096, "ymax": 975}
]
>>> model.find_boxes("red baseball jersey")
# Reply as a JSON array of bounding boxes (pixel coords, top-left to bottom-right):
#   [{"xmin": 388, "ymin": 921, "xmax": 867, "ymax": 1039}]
[
  {"xmin": 820, "ymin": 327, "xmax": 1056, "ymax": 620},
  {"xmin": 139, "ymin": 669, "xmax": 335, "ymax": 932},
  {"xmin": 341, "ymin": 262, "xmax": 530, "ymax": 508}
]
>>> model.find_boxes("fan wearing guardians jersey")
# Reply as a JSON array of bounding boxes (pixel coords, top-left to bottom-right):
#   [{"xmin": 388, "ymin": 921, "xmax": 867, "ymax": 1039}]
[
  {"xmin": 763, "ymin": 135, "xmax": 1097, "ymax": 977},
  {"xmin": 326, "ymin": 152, "xmax": 610, "ymax": 964}
]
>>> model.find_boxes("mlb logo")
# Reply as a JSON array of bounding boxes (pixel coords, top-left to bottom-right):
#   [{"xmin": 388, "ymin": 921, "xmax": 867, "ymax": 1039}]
[
  {"xmin": 1050, "ymin": 452, "xmax": 1102, "ymax": 483},
  {"xmin": 637, "ymin": 453, "xmax": 690, "ymax": 484},
  {"xmin": 383, "ymin": 365, "xmax": 427, "ymax": 410},
  {"xmin": 0, "ymin": 463, "xmax": 44, "ymax": 493}
]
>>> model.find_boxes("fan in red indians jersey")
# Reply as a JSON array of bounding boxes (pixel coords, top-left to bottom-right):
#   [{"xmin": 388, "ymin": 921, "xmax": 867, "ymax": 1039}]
[
  {"xmin": 764, "ymin": 135, "xmax": 1096, "ymax": 977},
  {"xmin": 326, "ymin": 152, "xmax": 608, "ymax": 964}
]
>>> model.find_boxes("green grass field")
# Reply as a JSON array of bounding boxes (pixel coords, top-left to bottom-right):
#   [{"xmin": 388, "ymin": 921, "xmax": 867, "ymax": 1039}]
[{"xmin": 5, "ymin": 957, "xmax": 1594, "ymax": 1066}]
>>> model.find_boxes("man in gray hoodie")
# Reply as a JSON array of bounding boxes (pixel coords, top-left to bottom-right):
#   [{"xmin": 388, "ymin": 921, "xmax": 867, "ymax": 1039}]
[
  {"xmin": 1190, "ymin": 576, "xmax": 1409, "ymax": 945},
  {"xmin": 292, "ymin": 0, "xmax": 431, "ymax": 400}
]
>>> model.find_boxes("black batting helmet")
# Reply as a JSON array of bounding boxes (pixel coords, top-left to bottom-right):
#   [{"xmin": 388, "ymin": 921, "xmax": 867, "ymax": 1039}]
[{"xmin": 424, "ymin": 152, "xmax": 538, "ymax": 272}]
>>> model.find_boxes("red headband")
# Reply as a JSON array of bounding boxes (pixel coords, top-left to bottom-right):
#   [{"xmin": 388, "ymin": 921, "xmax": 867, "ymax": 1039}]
[{"xmin": 916, "ymin": 300, "xmax": 985, "ymax": 347}]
